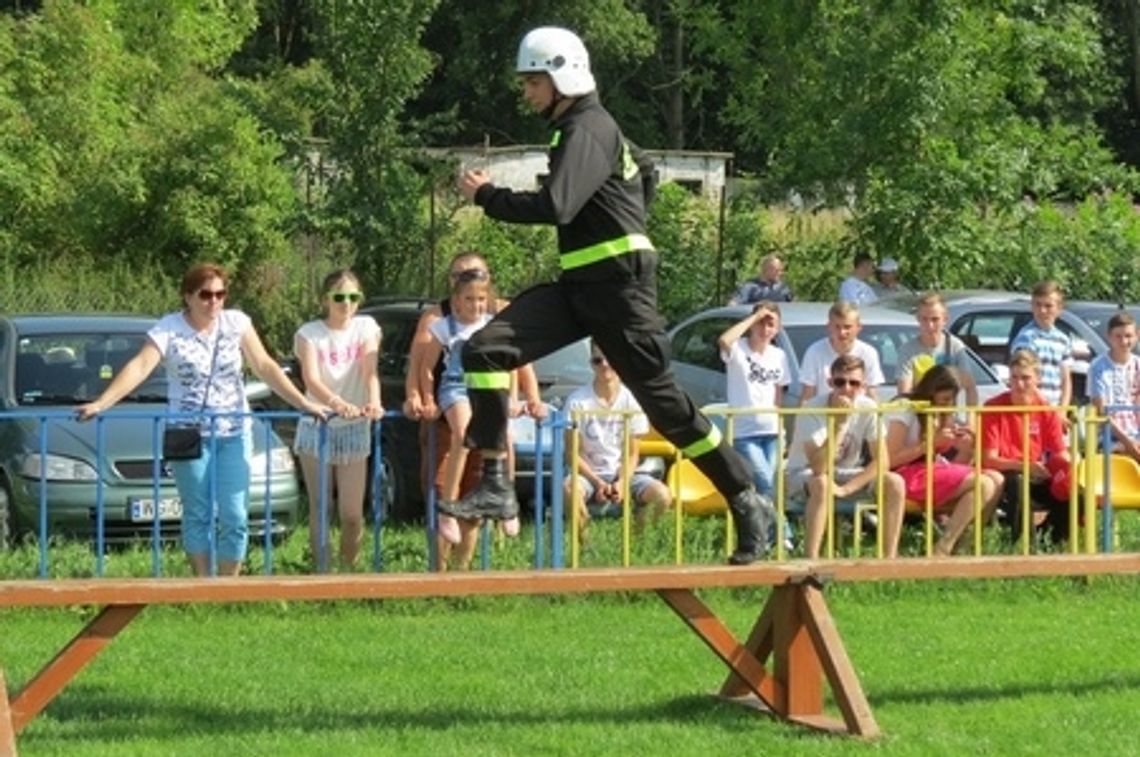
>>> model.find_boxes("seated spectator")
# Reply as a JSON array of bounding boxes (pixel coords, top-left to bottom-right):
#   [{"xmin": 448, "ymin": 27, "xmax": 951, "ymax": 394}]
[
  {"xmin": 886, "ymin": 365, "xmax": 1003, "ymax": 555},
  {"xmin": 897, "ymin": 292, "xmax": 979, "ymax": 410},
  {"xmin": 564, "ymin": 342, "xmax": 672, "ymax": 540},
  {"xmin": 981, "ymin": 349, "xmax": 1072, "ymax": 545},
  {"xmin": 716, "ymin": 301, "xmax": 791, "ymax": 499},
  {"xmin": 729, "ymin": 254, "xmax": 793, "ymax": 305},
  {"xmin": 838, "ymin": 252, "xmax": 878, "ymax": 306},
  {"xmin": 1010, "ymin": 280, "xmax": 1073, "ymax": 409},
  {"xmin": 1087, "ymin": 311, "xmax": 1140, "ymax": 461},
  {"xmin": 799, "ymin": 301, "xmax": 885, "ymax": 404},
  {"xmin": 785, "ymin": 354, "xmax": 906, "ymax": 559}
]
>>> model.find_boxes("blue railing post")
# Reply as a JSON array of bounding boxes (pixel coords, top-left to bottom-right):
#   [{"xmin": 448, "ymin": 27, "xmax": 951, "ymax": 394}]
[
  {"xmin": 316, "ymin": 420, "xmax": 330, "ymax": 574},
  {"xmin": 36, "ymin": 418, "xmax": 49, "ymax": 578},
  {"xmin": 149, "ymin": 418, "xmax": 163, "ymax": 576},
  {"xmin": 549, "ymin": 409, "xmax": 566, "ymax": 569},
  {"xmin": 426, "ymin": 420, "xmax": 439, "ymax": 571},
  {"xmin": 371, "ymin": 417, "xmax": 385, "ymax": 572},
  {"xmin": 532, "ymin": 413, "xmax": 546, "ymax": 569},
  {"xmin": 261, "ymin": 417, "xmax": 274, "ymax": 575}
]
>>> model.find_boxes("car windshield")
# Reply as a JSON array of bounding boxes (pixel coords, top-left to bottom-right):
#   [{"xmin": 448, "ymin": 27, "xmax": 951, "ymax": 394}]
[{"xmin": 15, "ymin": 332, "xmax": 166, "ymax": 406}]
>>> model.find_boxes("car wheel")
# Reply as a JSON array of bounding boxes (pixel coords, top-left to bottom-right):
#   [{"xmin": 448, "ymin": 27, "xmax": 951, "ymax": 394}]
[{"xmin": 0, "ymin": 483, "xmax": 13, "ymax": 551}]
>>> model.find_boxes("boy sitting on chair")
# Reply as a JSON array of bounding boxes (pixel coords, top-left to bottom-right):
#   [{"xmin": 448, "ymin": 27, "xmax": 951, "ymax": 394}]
[
  {"xmin": 564, "ymin": 342, "xmax": 672, "ymax": 539},
  {"xmin": 784, "ymin": 354, "xmax": 906, "ymax": 559}
]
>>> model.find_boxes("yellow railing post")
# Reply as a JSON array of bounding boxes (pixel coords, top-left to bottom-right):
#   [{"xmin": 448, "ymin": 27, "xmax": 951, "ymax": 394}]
[
  {"xmin": 569, "ymin": 410, "xmax": 581, "ymax": 569},
  {"xmin": 1083, "ymin": 408, "xmax": 1098, "ymax": 555}
]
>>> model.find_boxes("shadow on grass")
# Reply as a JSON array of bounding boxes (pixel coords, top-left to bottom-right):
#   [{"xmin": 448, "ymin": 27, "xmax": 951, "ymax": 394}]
[
  {"xmin": 32, "ymin": 689, "xmax": 770, "ymax": 742},
  {"xmin": 871, "ymin": 672, "xmax": 1140, "ymax": 707}
]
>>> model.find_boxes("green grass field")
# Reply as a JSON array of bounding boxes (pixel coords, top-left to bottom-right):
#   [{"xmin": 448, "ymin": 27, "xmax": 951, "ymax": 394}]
[{"xmin": 3, "ymin": 579, "xmax": 1140, "ymax": 755}]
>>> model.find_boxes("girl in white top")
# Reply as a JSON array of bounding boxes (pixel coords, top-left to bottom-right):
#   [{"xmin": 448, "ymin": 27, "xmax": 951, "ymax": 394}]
[
  {"xmin": 77, "ymin": 263, "xmax": 327, "ymax": 577},
  {"xmin": 419, "ymin": 268, "xmax": 521, "ymax": 550},
  {"xmin": 717, "ymin": 302, "xmax": 791, "ymax": 497},
  {"xmin": 294, "ymin": 269, "xmax": 382, "ymax": 571}
]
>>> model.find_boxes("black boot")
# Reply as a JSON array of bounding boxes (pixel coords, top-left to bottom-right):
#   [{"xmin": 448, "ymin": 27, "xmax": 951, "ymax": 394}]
[
  {"xmin": 441, "ymin": 457, "xmax": 519, "ymax": 522},
  {"xmin": 727, "ymin": 488, "xmax": 774, "ymax": 565}
]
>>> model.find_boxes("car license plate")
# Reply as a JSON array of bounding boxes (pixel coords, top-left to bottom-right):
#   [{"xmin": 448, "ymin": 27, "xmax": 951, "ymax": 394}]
[{"xmin": 129, "ymin": 497, "xmax": 182, "ymax": 522}]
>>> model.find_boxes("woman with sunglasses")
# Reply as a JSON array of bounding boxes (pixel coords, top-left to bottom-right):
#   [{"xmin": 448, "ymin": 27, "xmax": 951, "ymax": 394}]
[
  {"xmin": 293, "ymin": 269, "xmax": 383, "ymax": 571},
  {"xmin": 77, "ymin": 263, "xmax": 328, "ymax": 576}
]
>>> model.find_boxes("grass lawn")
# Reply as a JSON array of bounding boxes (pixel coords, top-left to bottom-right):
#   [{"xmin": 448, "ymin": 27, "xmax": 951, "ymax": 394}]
[{"xmin": 4, "ymin": 578, "xmax": 1140, "ymax": 756}]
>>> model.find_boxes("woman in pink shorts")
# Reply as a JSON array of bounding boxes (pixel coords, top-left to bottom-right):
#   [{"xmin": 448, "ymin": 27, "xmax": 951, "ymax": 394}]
[{"xmin": 885, "ymin": 365, "xmax": 1003, "ymax": 555}]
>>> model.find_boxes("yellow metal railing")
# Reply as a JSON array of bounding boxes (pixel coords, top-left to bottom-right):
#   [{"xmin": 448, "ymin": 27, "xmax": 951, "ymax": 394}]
[{"xmin": 561, "ymin": 400, "xmax": 1131, "ymax": 566}]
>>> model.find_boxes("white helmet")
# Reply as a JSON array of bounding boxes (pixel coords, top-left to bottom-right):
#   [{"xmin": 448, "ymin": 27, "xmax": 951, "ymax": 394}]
[{"xmin": 516, "ymin": 26, "xmax": 596, "ymax": 97}]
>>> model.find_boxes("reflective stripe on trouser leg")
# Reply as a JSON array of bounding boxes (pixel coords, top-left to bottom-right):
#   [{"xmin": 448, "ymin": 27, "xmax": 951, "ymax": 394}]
[
  {"xmin": 681, "ymin": 425, "xmax": 721, "ymax": 458},
  {"xmin": 464, "ymin": 371, "xmax": 511, "ymax": 390}
]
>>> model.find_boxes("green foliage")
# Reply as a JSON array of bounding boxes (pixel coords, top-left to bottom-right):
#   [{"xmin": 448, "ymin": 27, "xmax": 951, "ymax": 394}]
[
  {"xmin": 311, "ymin": 0, "xmax": 440, "ymax": 297},
  {"xmin": 720, "ymin": 0, "xmax": 1139, "ymax": 299},
  {"xmin": 647, "ymin": 183, "xmax": 722, "ymax": 321}
]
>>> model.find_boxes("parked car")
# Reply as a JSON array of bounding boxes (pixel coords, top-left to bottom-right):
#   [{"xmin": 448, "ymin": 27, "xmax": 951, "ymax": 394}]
[
  {"xmin": 667, "ymin": 302, "xmax": 1008, "ymax": 410},
  {"xmin": 0, "ymin": 314, "xmax": 300, "ymax": 549},
  {"xmin": 270, "ymin": 298, "xmax": 595, "ymax": 522}
]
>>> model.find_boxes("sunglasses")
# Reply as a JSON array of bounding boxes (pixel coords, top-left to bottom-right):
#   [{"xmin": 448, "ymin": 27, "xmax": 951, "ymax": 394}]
[
  {"xmin": 831, "ymin": 377, "xmax": 863, "ymax": 389},
  {"xmin": 590, "ymin": 356, "xmax": 607, "ymax": 366},
  {"xmin": 451, "ymin": 268, "xmax": 489, "ymax": 283},
  {"xmin": 330, "ymin": 292, "xmax": 363, "ymax": 304},
  {"xmin": 197, "ymin": 289, "xmax": 227, "ymax": 302}
]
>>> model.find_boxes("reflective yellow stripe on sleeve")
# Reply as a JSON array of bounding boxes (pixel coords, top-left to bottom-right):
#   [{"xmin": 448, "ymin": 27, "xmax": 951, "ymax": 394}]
[
  {"xmin": 550, "ymin": 130, "xmax": 561, "ymax": 148},
  {"xmin": 560, "ymin": 233, "xmax": 653, "ymax": 271},
  {"xmin": 681, "ymin": 425, "xmax": 722, "ymax": 459},
  {"xmin": 465, "ymin": 371, "xmax": 511, "ymax": 390}
]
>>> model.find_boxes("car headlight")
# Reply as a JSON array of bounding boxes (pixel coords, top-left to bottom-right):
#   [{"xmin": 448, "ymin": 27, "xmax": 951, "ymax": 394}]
[
  {"xmin": 20, "ymin": 454, "xmax": 99, "ymax": 482},
  {"xmin": 250, "ymin": 447, "xmax": 295, "ymax": 474}
]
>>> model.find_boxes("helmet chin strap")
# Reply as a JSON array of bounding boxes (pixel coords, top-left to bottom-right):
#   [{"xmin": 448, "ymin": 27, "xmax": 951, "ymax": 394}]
[{"xmin": 541, "ymin": 91, "xmax": 567, "ymax": 121}]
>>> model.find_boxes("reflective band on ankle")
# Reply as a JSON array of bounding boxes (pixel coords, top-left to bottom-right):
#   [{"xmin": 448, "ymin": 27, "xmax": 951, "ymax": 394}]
[
  {"xmin": 560, "ymin": 233, "xmax": 653, "ymax": 270},
  {"xmin": 465, "ymin": 371, "xmax": 511, "ymax": 390},
  {"xmin": 681, "ymin": 426, "xmax": 721, "ymax": 458}
]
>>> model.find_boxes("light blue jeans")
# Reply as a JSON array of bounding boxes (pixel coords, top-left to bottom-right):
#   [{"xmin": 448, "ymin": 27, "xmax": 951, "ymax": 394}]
[
  {"xmin": 733, "ymin": 434, "xmax": 779, "ymax": 498},
  {"xmin": 171, "ymin": 433, "xmax": 251, "ymax": 562}
]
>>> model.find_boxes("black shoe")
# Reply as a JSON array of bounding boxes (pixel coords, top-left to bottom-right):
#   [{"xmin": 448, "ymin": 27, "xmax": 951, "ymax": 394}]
[
  {"xmin": 727, "ymin": 488, "xmax": 775, "ymax": 565},
  {"xmin": 444, "ymin": 475, "xmax": 519, "ymax": 522}
]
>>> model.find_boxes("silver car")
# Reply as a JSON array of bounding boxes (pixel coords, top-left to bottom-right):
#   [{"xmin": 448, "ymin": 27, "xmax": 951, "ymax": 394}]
[{"xmin": 667, "ymin": 301, "xmax": 1007, "ymax": 409}]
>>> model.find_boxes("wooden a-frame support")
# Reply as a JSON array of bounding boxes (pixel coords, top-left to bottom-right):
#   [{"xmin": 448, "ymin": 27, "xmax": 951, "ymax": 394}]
[{"xmin": 658, "ymin": 577, "xmax": 878, "ymax": 738}]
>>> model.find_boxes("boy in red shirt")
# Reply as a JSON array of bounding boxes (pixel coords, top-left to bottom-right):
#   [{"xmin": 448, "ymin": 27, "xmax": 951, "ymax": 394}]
[{"xmin": 981, "ymin": 349, "xmax": 1071, "ymax": 544}]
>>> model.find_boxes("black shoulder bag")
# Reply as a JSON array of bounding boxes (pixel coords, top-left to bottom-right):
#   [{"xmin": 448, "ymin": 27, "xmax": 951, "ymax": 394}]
[{"xmin": 162, "ymin": 332, "xmax": 222, "ymax": 461}]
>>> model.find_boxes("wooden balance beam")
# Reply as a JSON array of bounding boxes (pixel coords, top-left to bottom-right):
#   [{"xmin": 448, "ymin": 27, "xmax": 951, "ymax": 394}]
[{"xmin": 2, "ymin": 554, "xmax": 1139, "ymax": 752}]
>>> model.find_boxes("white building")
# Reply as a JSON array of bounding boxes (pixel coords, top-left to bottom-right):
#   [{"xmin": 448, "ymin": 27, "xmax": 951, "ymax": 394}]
[{"xmin": 432, "ymin": 145, "xmax": 733, "ymax": 200}]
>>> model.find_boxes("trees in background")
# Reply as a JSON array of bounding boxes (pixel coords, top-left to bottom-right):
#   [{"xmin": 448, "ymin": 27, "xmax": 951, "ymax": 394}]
[{"xmin": 2, "ymin": 1, "xmax": 1140, "ymax": 339}]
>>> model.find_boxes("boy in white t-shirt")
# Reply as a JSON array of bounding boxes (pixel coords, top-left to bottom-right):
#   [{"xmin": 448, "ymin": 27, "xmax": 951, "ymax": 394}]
[
  {"xmin": 1087, "ymin": 311, "xmax": 1140, "ymax": 461},
  {"xmin": 717, "ymin": 302, "xmax": 790, "ymax": 498},
  {"xmin": 785, "ymin": 354, "xmax": 905, "ymax": 559},
  {"xmin": 798, "ymin": 301, "xmax": 885, "ymax": 405},
  {"xmin": 564, "ymin": 342, "xmax": 672, "ymax": 538}
]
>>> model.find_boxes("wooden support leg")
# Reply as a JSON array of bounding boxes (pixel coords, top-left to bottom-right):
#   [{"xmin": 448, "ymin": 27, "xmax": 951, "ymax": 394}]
[
  {"xmin": 657, "ymin": 589, "xmax": 783, "ymax": 711},
  {"xmin": 1, "ymin": 670, "xmax": 17, "ymax": 757},
  {"xmin": 798, "ymin": 583, "xmax": 879, "ymax": 738},
  {"xmin": 10, "ymin": 605, "xmax": 144, "ymax": 735},
  {"xmin": 684, "ymin": 581, "xmax": 879, "ymax": 739}
]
